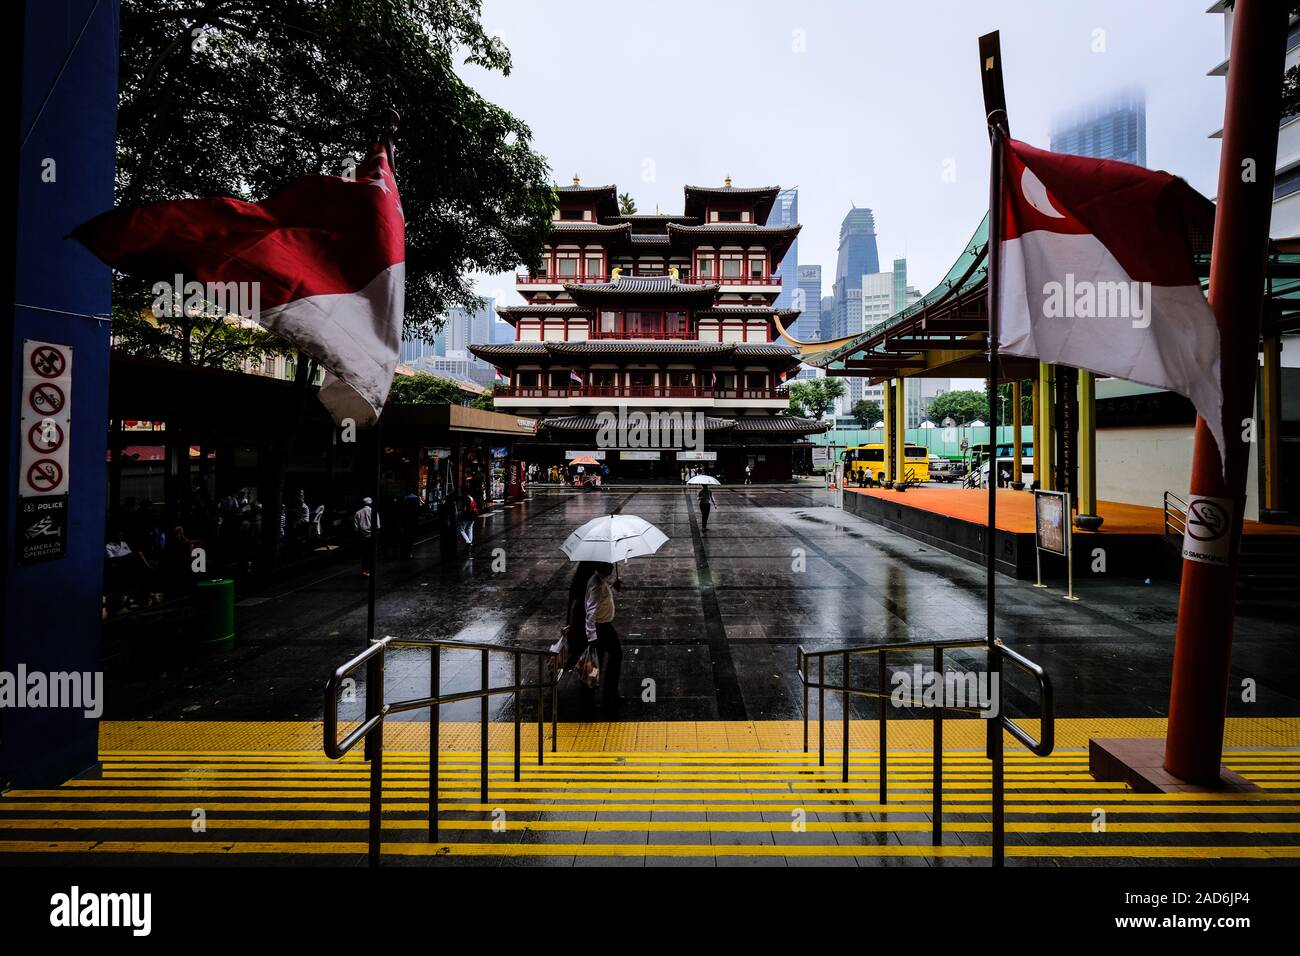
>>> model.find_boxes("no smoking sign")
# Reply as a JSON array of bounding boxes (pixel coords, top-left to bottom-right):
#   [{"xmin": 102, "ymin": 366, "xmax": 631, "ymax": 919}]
[{"xmin": 19, "ymin": 339, "xmax": 72, "ymax": 499}]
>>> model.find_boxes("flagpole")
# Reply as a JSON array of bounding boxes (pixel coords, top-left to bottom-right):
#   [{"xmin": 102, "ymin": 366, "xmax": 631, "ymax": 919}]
[
  {"xmin": 367, "ymin": 108, "xmax": 400, "ymax": 650},
  {"xmin": 979, "ymin": 29, "xmax": 1009, "ymax": 868}
]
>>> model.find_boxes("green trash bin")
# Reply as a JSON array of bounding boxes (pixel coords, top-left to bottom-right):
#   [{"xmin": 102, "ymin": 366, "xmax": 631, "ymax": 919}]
[{"xmin": 194, "ymin": 578, "xmax": 235, "ymax": 652}]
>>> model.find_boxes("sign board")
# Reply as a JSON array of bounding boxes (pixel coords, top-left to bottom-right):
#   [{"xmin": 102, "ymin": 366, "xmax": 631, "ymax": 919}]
[
  {"xmin": 18, "ymin": 340, "xmax": 73, "ymax": 565},
  {"xmin": 1034, "ymin": 490, "xmax": 1068, "ymax": 557},
  {"xmin": 17, "ymin": 494, "xmax": 68, "ymax": 563},
  {"xmin": 425, "ymin": 447, "xmax": 451, "ymax": 460},
  {"xmin": 677, "ymin": 450, "xmax": 718, "ymax": 461},
  {"xmin": 565, "ymin": 450, "xmax": 606, "ymax": 460},
  {"xmin": 1181, "ymin": 494, "xmax": 1234, "ymax": 567},
  {"xmin": 20, "ymin": 340, "xmax": 72, "ymax": 497},
  {"xmin": 620, "ymin": 450, "xmax": 661, "ymax": 461}
]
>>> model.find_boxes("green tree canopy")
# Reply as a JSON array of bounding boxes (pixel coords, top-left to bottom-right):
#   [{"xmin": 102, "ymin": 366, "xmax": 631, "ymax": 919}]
[
  {"xmin": 388, "ymin": 372, "xmax": 476, "ymax": 406},
  {"xmin": 117, "ymin": 0, "xmax": 554, "ymax": 339},
  {"xmin": 787, "ymin": 378, "xmax": 846, "ymax": 419},
  {"xmin": 618, "ymin": 192, "xmax": 638, "ymax": 214},
  {"xmin": 851, "ymin": 399, "xmax": 882, "ymax": 426},
  {"xmin": 927, "ymin": 389, "xmax": 987, "ymax": 425}
]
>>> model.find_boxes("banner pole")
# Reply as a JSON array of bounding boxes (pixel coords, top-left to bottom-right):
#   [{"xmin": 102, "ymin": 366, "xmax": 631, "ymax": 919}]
[{"xmin": 1165, "ymin": 0, "xmax": 1286, "ymax": 783}]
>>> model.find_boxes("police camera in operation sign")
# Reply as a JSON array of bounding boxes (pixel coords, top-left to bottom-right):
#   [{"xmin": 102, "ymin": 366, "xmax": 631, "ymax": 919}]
[{"xmin": 17, "ymin": 340, "xmax": 72, "ymax": 563}]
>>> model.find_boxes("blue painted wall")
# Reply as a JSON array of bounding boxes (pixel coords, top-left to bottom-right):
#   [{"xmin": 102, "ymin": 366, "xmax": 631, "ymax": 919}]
[{"xmin": 3, "ymin": 0, "xmax": 119, "ymax": 786}]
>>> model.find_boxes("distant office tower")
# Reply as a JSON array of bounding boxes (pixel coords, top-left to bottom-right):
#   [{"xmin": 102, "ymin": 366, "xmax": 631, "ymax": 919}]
[
  {"xmin": 410, "ymin": 350, "xmax": 497, "ymax": 387},
  {"xmin": 492, "ymin": 318, "xmax": 514, "ymax": 343},
  {"xmin": 819, "ymin": 295, "xmax": 835, "ymax": 341},
  {"xmin": 441, "ymin": 296, "xmax": 495, "ymax": 376},
  {"xmin": 831, "ymin": 207, "xmax": 880, "ymax": 339},
  {"xmin": 796, "ymin": 264, "xmax": 821, "ymax": 340},
  {"xmin": 399, "ymin": 335, "xmax": 437, "ymax": 365},
  {"xmin": 773, "ymin": 188, "xmax": 798, "ymax": 310},
  {"xmin": 1050, "ymin": 86, "xmax": 1146, "ymax": 167}
]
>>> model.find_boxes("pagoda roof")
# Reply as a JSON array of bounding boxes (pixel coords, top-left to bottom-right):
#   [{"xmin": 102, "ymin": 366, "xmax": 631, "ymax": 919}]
[
  {"xmin": 683, "ymin": 184, "xmax": 781, "ymax": 223},
  {"xmin": 548, "ymin": 221, "xmax": 633, "ymax": 241},
  {"xmin": 467, "ymin": 339, "xmax": 801, "ymax": 369},
  {"xmin": 495, "ymin": 304, "xmax": 592, "ymax": 322},
  {"xmin": 664, "ymin": 222, "xmax": 800, "ymax": 261},
  {"xmin": 535, "ymin": 413, "xmax": 827, "ymax": 437},
  {"xmin": 554, "ymin": 183, "xmax": 619, "ymax": 219},
  {"xmin": 564, "ymin": 274, "xmax": 721, "ymax": 307}
]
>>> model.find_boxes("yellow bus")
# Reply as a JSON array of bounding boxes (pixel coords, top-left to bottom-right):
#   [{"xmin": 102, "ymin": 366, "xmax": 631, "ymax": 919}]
[{"xmin": 842, "ymin": 444, "xmax": 931, "ymax": 484}]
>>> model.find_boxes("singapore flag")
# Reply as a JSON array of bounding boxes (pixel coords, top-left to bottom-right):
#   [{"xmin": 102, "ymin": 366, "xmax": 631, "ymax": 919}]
[
  {"xmin": 73, "ymin": 145, "xmax": 404, "ymax": 427},
  {"xmin": 996, "ymin": 137, "xmax": 1224, "ymax": 461}
]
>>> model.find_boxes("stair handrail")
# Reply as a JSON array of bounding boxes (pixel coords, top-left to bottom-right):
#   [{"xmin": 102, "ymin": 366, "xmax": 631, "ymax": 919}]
[
  {"xmin": 324, "ymin": 636, "xmax": 559, "ymax": 867},
  {"xmin": 796, "ymin": 635, "xmax": 1054, "ymax": 866}
]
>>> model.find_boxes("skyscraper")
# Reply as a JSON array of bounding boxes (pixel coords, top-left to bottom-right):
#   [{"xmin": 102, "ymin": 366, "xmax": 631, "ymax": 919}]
[
  {"xmin": 772, "ymin": 188, "xmax": 799, "ymax": 310},
  {"xmin": 831, "ymin": 207, "xmax": 880, "ymax": 339},
  {"xmin": 1049, "ymin": 86, "xmax": 1146, "ymax": 167},
  {"xmin": 796, "ymin": 264, "xmax": 821, "ymax": 340},
  {"xmin": 819, "ymin": 295, "xmax": 835, "ymax": 341}
]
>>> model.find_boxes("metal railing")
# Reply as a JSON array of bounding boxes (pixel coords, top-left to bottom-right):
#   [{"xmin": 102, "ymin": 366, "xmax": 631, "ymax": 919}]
[
  {"xmin": 796, "ymin": 636, "xmax": 1053, "ymax": 866},
  {"xmin": 1163, "ymin": 490, "xmax": 1188, "ymax": 537},
  {"xmin": 324, "ymin": 637, "xmax": 559, "ymax": 867},
  {"xmin": 493, "ymin": 384, "xmax": 785, "ymax": 401}
]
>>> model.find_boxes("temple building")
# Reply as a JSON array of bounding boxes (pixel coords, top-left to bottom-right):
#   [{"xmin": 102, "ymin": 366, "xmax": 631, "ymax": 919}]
[{"xmin": 469, "ymin": 179, "xmax": 829, "ymax": 481}]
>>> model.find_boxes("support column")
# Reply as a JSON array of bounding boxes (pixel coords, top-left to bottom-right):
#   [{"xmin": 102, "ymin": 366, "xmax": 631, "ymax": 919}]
[
  {"xmin": 882, "ymin": 379, "xmax": 894, "ymax": 483},
  {"xmin": 1031, "ymin": 375, "xmax": 1041, "ymax": 489},
  {"xmin": 1075, "ymin": 371, "xmax": 1102, "ymax": 529},
  {"xmin": 1011, "ymin": 381, "xmax": 1024, "ymax": 488},
  {"xmin": 1166, "ymin": 0, "xmax": 1286, "ymax": 784},
  {"xmin": 1037, "ymin": 362, "xmax": 1056, "ymax": 491},
  {"xmin": 894, "ymin": 378, "xmax": 907, "ymax": 483},
  {"xmin": 1261, "ymin": 334, "xmax": 1283, "ymax": 517}
]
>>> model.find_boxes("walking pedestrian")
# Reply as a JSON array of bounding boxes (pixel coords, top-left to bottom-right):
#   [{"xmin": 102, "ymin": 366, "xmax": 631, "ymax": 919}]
[
  {"xmin": 457, "ymin": 488, "xmax": 478, "ymax": 544},
  {"xmin": 564, "ymin": 561, "xmax": 623, "ymax": 715},
  {"xmin": 698, "ymin": 483, "xmax": 714, "ymax": 532},
  {"xmin": 353, "ymin": 496, "xmax": 380, "ymax": 576},
  {"xmin": 744, "ymin": 462, "xmax": 753, "ymax": 485}
]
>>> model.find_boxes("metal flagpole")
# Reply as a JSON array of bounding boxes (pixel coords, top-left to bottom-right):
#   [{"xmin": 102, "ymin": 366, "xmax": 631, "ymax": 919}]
[
  {"xmin": 978, "ymin": 30, "xmax": 1008, "ymax": 868},
  {"xmin": 366, "ymin": 108, "xmax": 400, "ymax": 651}
]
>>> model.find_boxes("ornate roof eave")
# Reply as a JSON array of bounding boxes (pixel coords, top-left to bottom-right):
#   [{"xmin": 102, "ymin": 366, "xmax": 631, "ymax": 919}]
[
  {"xmin": 683, "ymin": 184, "xmax": 781, "ymax": 223},
  {"xmin": 664, "ymin": 222, "xmax": 800, "ymax": 261}
]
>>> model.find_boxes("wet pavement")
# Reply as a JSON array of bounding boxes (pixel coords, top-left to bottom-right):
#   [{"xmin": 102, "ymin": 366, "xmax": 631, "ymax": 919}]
[{"xmin": 103, "ymin": 486, "xmax": 1300, "ymax": 724}]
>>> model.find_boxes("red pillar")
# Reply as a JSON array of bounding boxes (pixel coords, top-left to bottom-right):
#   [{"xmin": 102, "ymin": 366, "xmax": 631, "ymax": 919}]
[{"xmin": 1165, "ymin": 0, "xmax": 1287, "ymax": 783}]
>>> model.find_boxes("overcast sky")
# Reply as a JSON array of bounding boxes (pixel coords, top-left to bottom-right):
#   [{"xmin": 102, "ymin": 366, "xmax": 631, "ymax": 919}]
[{"xmin": 460, "ymin": 0, "xmax": 1227, "ymax": 322}]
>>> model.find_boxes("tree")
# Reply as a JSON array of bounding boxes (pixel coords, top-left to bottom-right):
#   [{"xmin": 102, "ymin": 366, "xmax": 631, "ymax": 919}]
[
  {"xmin": 470, "ymin": 384, "xmax": 496, "ymax": 411},
  {"xmin": 618, "ymin": 192, "xmax": 638, "ymax": 214},
  {"xmin": 787, "ymin": 378, "xmax": 846, "ymax": 419},
  {"xmin": 851, "ymin": 399, "xmax": 882, "ymax": 426},
  {"xmin": 111, "ymin": 301, "xmax": 295, "ymax": 372},
  {"xmin": 117, "ymin": 0, "xmax": 555, "ymax": 339},
  {"xmin": 927, "ymin": 389, "xmax": 988, "ymax": 425},
  {"xmin": 388, "ymin": 372, "xmax": 474, "ymax": 406}
]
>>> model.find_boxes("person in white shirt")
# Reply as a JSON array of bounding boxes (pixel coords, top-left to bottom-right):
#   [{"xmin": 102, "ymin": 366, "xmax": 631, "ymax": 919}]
[
  {"xmin": 353, "ymin": 497, "xmax": 380, "ymax": 576},
  {"xmin": 564, "ymin": 561, "xmax": 623, "ymax": 714}
]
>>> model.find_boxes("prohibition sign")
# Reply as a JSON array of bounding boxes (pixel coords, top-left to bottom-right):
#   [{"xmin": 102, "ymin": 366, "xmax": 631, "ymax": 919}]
[
  {"xmin": 27, "ymin": 419, "xmax": 64, "ymax": 453},
  {"xmin": 30, "ymin": 345, "xmax": 66, "ymax": 379},
  {"xmin": 1186, "ymin": 498, "xmax": 1229, "ymax": 542},
  {"xmin": 28, "ymin": 382, "xmax": 65, "ymax": 416},
  {"xmin": 26, "ymin": 458, "xmax": 63, "ymax": 493}
]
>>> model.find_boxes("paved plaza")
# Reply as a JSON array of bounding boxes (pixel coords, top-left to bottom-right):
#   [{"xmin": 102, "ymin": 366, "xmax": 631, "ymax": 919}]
[{"xmin": 103, "ymin": 486, "xmax": 1300, "ymax": 726}]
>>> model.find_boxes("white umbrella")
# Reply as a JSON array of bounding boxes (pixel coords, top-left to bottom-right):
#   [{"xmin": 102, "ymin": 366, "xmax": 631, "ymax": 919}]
[
  {"xmin": 686, "ymin": 474, "xmax": 720, "ymax": 485},
  {"xmin": 560, "ymin": 514, "xmax": 668, "ymax": 563}
]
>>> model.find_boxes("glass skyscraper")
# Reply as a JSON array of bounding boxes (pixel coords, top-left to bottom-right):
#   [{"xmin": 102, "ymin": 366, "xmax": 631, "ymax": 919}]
[
  {"xmin": 831, "ymin": 207, "xmax": 880, "ymax": 339},
  {"xmin": 795, "ymin": 264, "xmax": 821, "ymax": 340},
  {"xmin": 1049, "ymin": 87, "xmax": 1146, "ymax": 167},
  {"xmin": 772, "ymin": 188, "xmax": 798, "ymax": 310}
]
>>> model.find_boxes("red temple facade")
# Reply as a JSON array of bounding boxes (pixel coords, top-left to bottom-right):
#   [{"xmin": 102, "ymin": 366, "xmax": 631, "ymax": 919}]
[{"xmin": 470, "ymin": 180, "xmax": 828, "ymax": 481}]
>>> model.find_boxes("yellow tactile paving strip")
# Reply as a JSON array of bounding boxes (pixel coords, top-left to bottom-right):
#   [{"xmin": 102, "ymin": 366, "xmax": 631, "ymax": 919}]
[
  {"xmin": 100, "ymin": 717, "xmax": 1300, "ymax": 753},
  {"xmin": 5, "ymin": 745, "xmax": 1300, "ymax": 863}
]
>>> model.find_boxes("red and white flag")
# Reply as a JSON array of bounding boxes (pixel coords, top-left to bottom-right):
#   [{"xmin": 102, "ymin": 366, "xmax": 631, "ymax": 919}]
[
  {"xmin": 73, "ymin": 145, "xmax": 405, "ymax": 427},
  {"xmin": 996, "ymin": 138, "xmax": 1223, "ymax": 459}
]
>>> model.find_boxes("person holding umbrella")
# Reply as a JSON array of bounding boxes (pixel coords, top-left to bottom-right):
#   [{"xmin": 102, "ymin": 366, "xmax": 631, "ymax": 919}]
[
  {"xmin": 559, "ymin": 514, "xmax": 668, "ymax": 715},
  {"xmin": 564, "ymin": 561, "xmax": 623, "ymax": 715},
  {"xmin": 687, "ymin": 473, "xmax": 720, "ymax": 533}
]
